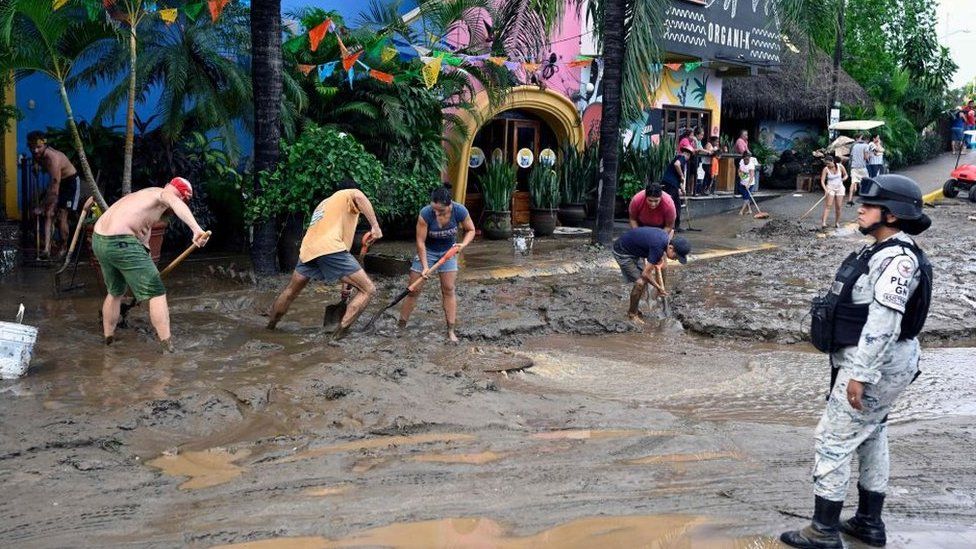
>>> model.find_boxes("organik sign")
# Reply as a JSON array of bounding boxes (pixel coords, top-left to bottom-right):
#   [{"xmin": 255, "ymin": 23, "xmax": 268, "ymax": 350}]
[{"xmin": 665, "ymin": 0, "xmax": 781, "ymax": 66}]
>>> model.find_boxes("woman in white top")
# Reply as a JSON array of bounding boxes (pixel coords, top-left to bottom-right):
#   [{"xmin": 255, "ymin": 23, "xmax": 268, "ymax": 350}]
[
  {"xmin": 737, "ymin": 155, "xmax": 758, "ymax": 215},
  {"xmin": 867, "ymin": 134, "xmax": 885, "ymax": 178},
  {"xmin": 820, "ymin": 155, "xmax": 848, "ymax": 229}
]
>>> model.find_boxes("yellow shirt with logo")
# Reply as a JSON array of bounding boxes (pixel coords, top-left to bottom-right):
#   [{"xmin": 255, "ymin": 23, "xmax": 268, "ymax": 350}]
[{"xmin": 298, "ymin": 189, "xmax": 361, "ymax": 263}]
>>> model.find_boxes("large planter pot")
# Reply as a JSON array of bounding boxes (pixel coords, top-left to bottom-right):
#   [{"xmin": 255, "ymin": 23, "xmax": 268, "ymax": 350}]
[
  {"xmin": 529, "ymin": 209, "xmax": 558, "ymax": 237},
  {"xmin": 558, "ymin": 203, "xmax": 587, "ymax": 227},
  {"xmin": 276, "ymin": 213, "xmax": 303, "ymax": 270},
  {"xmin": 483, "ymin": 210, "xmax": 513, "ymax": 240}
]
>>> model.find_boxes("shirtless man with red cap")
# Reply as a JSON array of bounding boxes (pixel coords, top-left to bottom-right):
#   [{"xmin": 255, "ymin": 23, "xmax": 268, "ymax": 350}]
[{"xmin": 92, "ymin": 177, "xmax": 210, "ymax": 352}]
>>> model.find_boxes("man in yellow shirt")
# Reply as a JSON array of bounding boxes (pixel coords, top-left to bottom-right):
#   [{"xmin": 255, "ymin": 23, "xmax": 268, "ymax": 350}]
[{"xmin": 266, "ymin": 180, "xmax": 383, "ymax": 339}]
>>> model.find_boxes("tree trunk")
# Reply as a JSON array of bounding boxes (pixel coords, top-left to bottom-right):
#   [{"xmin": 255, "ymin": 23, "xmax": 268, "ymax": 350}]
[
  {"xmin": 57, "ymin": 82, "xmax": 109, "ymax": 212},
  {"xmin": 829, "ymin": 0, "xmax": 845, "ymax": 137},
  {"xmin": 593, "ymin": 0, "xmax": 626, "ymax": 246},
  {"xmin": 122, "ymin": 25, "xmax": 136, "ymax": 195},
  {"xmin": 249, "ymin": 0, "xmax": 283, "ymax": 275}
]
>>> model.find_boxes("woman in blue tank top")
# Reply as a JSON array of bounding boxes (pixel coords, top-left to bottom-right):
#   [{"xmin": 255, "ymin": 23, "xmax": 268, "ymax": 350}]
[{"xmin": 398, "ymin": 184, "xmax": 475, "ymax": 343}]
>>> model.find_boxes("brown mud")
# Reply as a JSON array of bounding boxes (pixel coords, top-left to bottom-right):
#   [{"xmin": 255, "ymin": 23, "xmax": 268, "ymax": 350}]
[{"xmin": 1, "ymin": 200, "xmax": 975, "ymax": 547}]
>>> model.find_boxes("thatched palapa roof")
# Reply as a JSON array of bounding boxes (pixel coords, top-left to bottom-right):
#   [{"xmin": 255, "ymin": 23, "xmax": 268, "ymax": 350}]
[{"xmin": 722, "ymin": 42, "xmax": 871, "ymax": 122}]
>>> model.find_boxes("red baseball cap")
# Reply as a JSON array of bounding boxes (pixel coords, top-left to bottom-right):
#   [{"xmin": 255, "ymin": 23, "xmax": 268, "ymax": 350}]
[{"xmin": 166, "ymin": 177, "xmax": 193, "ymax": 202}]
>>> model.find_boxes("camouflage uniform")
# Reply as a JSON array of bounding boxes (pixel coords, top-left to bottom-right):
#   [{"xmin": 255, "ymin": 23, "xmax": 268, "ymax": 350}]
[{"xmin": 813, "ymin": 232, "xmax": 922, "ymax": 501}]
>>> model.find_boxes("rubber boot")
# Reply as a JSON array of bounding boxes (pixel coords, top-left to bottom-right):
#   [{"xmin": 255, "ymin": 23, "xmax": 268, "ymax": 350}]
[
  {"xmin": 840, "ymin": 484, "xmax": 886, "ymax": 546},
  {"xmin": 780, "ymin": 496, "xmax": 845, "ymax": 549}
]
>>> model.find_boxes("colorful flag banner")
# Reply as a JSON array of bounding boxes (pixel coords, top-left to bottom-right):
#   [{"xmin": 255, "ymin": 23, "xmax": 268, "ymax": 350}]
[
  {"xmin": 566, "ymin": 59, "xmax": 591, "ymax": 68},
  {"xmin": 414, "ymin": 45, "xmax": 432, "ymax": 57},
  {"xmin": 381, "ymin": 46, "xmax": 398, "ymax": 63},
  {"xmin": 348, "ymin": 65, "xmax": 355, "ymax": 88},
  {"xmin": 422, "ymin": 57, "xmax": 442, "ymax": 89},
  {"xmin": 297, "ymin": 64, "xmax": 315, "ymax": 76},
  {"xmin": 503, "ymin": 61, "xmax": 519, "ymax": 71},
  {"xmin": 444, "ymin": 55, "xmax": 464, "ymax": 67},
  {"xmin": 160, "ymin": 8, "xmax": 178, "ymax": 24},
  {"xmin": 53, "ymin": 0, "xmax": 70, "ymax": 11},
  {"xmin": 522, "ymin": 62, "xmax": 540, "ymax": 73},
  {"xmin": 488, "ymin": 56, "xmax": 507, "ymax": 66},
  {"xmin": 342, "ymin": 51, "xmax": 362, "ymax": 72},
  {"xmin": 683, "ymin": 61, "xmax": 702, "ymax": 72},
  {"xmin": 208, "ymin": 0, "xmax": 229, "ymax": 23},
  {"xmin": 370, "ymin": 69, "xmax": 394, "ymax": 85},
  {"xmin": 664, "ymin": 63, "xmax": 683, "ymax": 71},
  {"xmin": 308, "ymin": 18, "xmax": 332, "ymax": 52},
  {"xmin": 183, "ymin": 2, "xmax": 205, "ymax": 22},
  {"xmin": 318, "ymin": 61, "xmax": 338, "ymax": 81}
]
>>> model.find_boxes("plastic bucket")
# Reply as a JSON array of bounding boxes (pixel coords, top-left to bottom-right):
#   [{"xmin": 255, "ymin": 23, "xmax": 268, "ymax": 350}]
[{"xmin": 1, "ymin": 305, "xmax": 38, "ymax": 380}]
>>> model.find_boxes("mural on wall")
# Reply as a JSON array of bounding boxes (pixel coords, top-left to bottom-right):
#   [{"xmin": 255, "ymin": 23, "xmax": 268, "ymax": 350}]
[{"xmin": 758, "ymin": 121, "xmax": 819, "ymax": 152}]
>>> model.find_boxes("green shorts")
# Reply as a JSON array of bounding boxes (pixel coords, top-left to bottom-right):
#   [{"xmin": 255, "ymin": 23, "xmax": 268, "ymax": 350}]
[{"xmin": 92, "ymin": 233, "xmax": 166, "ymax": 301}]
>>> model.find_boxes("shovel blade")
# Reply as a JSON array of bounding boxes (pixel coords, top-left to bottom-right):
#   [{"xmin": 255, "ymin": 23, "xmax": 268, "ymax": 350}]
[{"xmin": 322, "ymin": 300, "xmax": 347, "ymax": 332}]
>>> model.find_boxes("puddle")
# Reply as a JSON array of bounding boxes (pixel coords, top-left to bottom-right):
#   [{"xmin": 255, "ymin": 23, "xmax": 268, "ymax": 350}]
[
  {"xmin": 147, "ymin": 447, "xmax": 250, "ymax": 490},
  {"xmin": 302, "ymin": 486, "xmax": 350, "ymax": 497},
  {"xmin": 410, "ymin": 451, "xmax": 506, "ymax": 464},
  {"xmin": 277, "ymin": 433, "xmax": 477, "ymax": 464},
  {"xmin": 624, "ymin": 450, "xmax": 743, "ymax": 465},
  {"xmin": 530, "ymin": 429, "xmax": 669, "ymax": 440},
  {"xmin": 214, "ymin": 514, "xmax": 786, "ymax": 548}
]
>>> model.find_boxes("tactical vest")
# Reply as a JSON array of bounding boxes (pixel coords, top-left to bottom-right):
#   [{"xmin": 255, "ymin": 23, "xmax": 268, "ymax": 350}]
[{"xmin": 810, "ymin": 239, "xmax": 932, "ymax": 353}]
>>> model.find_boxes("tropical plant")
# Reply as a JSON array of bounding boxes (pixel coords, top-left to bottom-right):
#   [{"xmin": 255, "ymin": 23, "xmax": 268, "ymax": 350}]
[
  {"xmin": 559, "ymin": 140, "xmax": 597, "ymax": 205},
  {"xmin": 617, "ymin": 137, "xmax": 675, "ymax": 199},
  {"xmin": 585, "ymin": 0, "xmax": 668, "ymax": 244},
  {"xmin": 0, "ymin": 0, "xmax": 114, "ymax": 210},
  {"xmin": 529, "ymin": 165, "xmax": 559, "ymax": 210},
  {"xmin": 478, "ymin": 160, "xmax": 517, "ymax": 212}
]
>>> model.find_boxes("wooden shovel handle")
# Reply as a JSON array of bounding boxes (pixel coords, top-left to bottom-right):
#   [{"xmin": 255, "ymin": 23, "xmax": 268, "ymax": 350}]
[
  {"xmin": 408, "ymin": 246, "xmax": 460, "ymax": 291},
  {"xmin": 159, "ymin": 231, "xmax": 211, "ymax": 278}
]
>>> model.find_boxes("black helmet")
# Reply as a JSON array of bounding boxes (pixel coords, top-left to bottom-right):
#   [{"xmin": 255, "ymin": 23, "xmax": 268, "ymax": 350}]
[
  {"xmin": 856, "ymin": 174, "xmax": 931, "ymax": 235},
  {"xmin": 856, "ymin": 174, "xmax": 924, "ymax": 219}
]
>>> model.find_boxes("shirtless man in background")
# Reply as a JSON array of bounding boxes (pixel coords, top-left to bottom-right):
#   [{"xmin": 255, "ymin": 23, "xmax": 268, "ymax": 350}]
[
  {"xmin": 28, "ymin": 131, "xmax": 83, "ymax": 258},
  {"xmin": 92, "ymin": 177, "xmax": 209, "ymax": 352}
]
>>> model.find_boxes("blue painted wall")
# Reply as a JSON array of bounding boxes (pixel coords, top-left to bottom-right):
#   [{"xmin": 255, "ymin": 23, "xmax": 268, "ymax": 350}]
[{"xmin": 14, "ymin": 0, "xmax": 414, "ymax": 157}]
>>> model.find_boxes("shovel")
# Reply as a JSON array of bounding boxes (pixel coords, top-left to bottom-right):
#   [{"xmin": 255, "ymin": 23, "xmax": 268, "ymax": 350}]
[
  {"xmin": 118, "ymin": 231, "xmax": 211, "ymax": 325},
  {"xmin": 322, "ymin": 233, "xmax": 373, "ymax": 332},
  {"xmin": 363, "ymin": 245, "xmax": 460, "ymax": 330},
  {"xmin": 54, "ymin": 197, "xmax": 96, "ymax": 295}
]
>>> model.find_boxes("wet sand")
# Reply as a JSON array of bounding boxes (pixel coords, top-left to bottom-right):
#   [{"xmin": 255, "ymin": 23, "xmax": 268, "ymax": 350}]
[{"xmin": 1, "ymin": 197, "xmax": 975, "ymax": 547}]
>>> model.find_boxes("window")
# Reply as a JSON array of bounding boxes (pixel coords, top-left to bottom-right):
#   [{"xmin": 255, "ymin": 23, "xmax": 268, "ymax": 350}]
[{"xmin": 662, "ymin": 106, "xmax": 712, "ymax": 141}]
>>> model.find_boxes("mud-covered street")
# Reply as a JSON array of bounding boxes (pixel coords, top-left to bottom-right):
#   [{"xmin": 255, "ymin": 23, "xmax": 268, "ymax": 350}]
[{"xmin": 2, "ymin": 184, "xmax": 976, "ymax": 547}]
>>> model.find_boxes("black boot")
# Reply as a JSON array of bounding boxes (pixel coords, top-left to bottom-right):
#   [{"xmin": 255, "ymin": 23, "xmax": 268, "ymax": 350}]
[
  {"xmin": 780, "ymin": 496, "xmax": 845, "ymax": 549},
  {"xmin": 840, "ymin": 484, "xmax": 886, "ymax": 546}
]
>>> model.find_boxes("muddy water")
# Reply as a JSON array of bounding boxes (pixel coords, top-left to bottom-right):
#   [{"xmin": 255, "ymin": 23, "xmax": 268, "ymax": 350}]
[{"xmin": 519, "ymin": 333, "xmax": 976, "ymax": 426}]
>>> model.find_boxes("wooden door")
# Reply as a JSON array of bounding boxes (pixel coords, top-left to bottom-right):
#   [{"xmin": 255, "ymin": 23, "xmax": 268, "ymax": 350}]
[{"xmin": 510, "ymin": 120, "xmax": 540, "ymax": 225}]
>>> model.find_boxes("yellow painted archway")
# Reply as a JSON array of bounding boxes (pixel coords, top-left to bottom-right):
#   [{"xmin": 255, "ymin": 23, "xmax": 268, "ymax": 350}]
[{"xmin": 446, "ymin": 86, "xmax": 585, "ymax": 205}]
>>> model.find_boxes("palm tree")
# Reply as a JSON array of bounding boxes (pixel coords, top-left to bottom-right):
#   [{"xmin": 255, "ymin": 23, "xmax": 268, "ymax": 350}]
[
  {"xmin": 0, "ymin": 0, "xmax": 112, "ymax": 211},
  {"xmin": 72, "ymin": 3, "xmax": 271, "ymax": 167},
  {"xmin": 249, "ymin": 0, "xmax": 282, "ymax": 275},
  {"xmin": 586, "ymin": 0, "xmax": 665, "ymax": 245}
]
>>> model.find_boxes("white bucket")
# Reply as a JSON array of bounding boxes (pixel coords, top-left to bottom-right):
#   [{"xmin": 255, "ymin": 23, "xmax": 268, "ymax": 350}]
[{"xmin": 0, "ymin": 305, "xmax": 38, "ymax": 380}]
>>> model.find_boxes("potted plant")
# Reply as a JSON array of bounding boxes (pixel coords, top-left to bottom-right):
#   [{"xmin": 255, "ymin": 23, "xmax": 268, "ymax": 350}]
[
  {"xmin": 558, "ymin": 141, "xmax": 595, "ymax": 226},
  {"xmin": 478, "ymin": 160, "xmax": 517, "ymax": 240},
  {"xmin": 528, "ymin": 165, "xmax": 559, "ymax": 236}
]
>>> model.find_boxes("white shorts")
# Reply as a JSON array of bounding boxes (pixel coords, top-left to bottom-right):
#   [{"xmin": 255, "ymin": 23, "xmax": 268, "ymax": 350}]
[
  {"xmin": 826, "ymin": 182, "xmax": 845, "ymax": 196},
  {"xmin": 850, "ymin": 168, "xmax": 868, "ymax": 185}
]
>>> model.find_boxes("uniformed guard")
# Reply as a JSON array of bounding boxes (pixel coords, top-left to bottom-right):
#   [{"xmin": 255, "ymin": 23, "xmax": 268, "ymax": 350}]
[{"xmin": 781, "ymin": 174, "xmax": 933, "ymax": 549}]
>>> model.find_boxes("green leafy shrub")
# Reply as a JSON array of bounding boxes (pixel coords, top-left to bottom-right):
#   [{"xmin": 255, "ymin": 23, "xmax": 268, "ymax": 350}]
[
  {"xmin": 246, "ymin": 124, "xmax": 385, "ymax": 224},
  {"xmin": 478, "ymin": 160, "xmax": 517, "ymax": 212},
  {"xmin": 617, "ymin": 137, "xmax": 675, "ymax": 199},
  {"xmin": 529, "ymin": 166, "xmax": 559, "ymax": 210},
  {"xmin": 559, "ymin": 141, "xmax": 598, "ymax": 205}
]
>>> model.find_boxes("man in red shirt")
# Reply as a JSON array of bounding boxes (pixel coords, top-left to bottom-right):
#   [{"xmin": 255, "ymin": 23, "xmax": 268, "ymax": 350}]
[
  {"xmin": 734, "ymin": 129, "xmax": 751, "ymax": 156},
  {"xmin": 628, "ymin": 183, "xmax": 676, "ymax": 237}
]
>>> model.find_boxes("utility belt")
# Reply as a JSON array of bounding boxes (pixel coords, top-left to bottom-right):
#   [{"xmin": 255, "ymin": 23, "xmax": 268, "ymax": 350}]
[{"xmin": 809, "ymin": 239, "xmax": 932, "ymax": 354}]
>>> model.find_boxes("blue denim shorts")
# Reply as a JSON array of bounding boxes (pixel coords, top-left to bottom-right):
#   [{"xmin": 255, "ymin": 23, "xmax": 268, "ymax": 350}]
[
  {"xmin": 410, "ymin": 248, "xmax": 459, "ymax": 274},
  {"xmin": 295, "ymin": 251, "xmax": 362, "ymax": 282}
]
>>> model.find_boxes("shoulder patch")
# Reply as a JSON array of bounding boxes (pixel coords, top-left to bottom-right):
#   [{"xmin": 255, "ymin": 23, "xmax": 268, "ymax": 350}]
[{"xmin": 873, "ymin": 253, "xmax": 917, "ymax": 313}]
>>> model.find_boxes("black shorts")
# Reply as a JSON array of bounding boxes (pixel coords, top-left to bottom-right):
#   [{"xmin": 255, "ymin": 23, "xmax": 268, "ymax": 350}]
[{"xmin": 56, "ymin": 175, "xmax": 82, "ymax": 212}]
